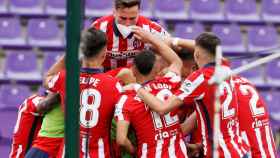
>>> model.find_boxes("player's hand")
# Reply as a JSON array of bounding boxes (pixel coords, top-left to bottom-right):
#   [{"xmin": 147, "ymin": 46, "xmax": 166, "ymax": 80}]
[{"xmin": 131, "ymin": 26, "xmax": 154, "ymax": 43}]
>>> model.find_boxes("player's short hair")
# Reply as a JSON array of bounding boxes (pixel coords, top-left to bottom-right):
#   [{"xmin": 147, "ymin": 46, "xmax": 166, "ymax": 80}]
[
  {"xmin": 133, "ymin": 49, "xmax": 156, "ymax": 75},
  {"xmin": 115, "ymin": 0, "xmax": 141, "ymax": 9},
  {"xmin": 195, "ymin": 32, "xmax": 221, "ymax": 56},
  {"xmin": 80, "ymin": 28, "xmax": 107, "ymax": 58},
  {"xmin": 177, "ymin": 48, "xmax": 194, "ymax": 61}
]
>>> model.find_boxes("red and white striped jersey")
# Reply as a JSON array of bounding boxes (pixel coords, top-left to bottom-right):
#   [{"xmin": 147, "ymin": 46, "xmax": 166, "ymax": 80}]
[
  {"xmin": 175, "ymin": 63, "xmax": 249, "ymax": 158},
  {"xmin": 48, "ymin": 68, "xmax": 123, "ymax": 158},
  {"xmin": 115, "ymin": 72, "xmax": 188, "ymax": 158},
  {"xmin": 91, "ymin": 15, "xmax": 169, "ymax": 71},
  {"xmin": 9, "ymin": 95, "xmax": 43, "ymax": 158},
  {"xmin": 234, "ymin": 76, "xmax": 277, "ymax": 158}
]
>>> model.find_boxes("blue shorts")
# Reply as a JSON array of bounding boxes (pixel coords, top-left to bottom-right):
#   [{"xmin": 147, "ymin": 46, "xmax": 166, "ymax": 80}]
[{"xmin": 25, "ymin": 147, "xmax": 49, "ymax": 158}]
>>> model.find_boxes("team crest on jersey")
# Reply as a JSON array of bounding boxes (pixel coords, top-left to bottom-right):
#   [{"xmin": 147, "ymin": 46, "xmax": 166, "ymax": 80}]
[
  {"xmin": 133, "ymin": 39, "xmax": 142, "ymax": 49},
  {"xmin": 180, "ymin": 80, "xmax": 192, "ymax": 94},
  {"xmin": 114, "ymin": 107, "xmax": 122, "ymax": 117}
]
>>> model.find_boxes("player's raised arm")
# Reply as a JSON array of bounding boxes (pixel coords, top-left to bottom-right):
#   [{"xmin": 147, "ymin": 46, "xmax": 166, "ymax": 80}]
[
  {"xmin": 162, "ymin": 35, "xmax": 195, "ymax": 53},
  {"xmin": 171, "ymin": 38, "xmax": 195, "ymax": 53},
  {"xmin": 132, "ymin": 27, "xmax": 182, "ymax": 75}
]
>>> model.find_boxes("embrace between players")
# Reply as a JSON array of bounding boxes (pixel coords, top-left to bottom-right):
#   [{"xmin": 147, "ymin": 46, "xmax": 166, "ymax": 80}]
[{"xmin": 9, "ymin": 0, "xmax": 277, "ymax": 158}]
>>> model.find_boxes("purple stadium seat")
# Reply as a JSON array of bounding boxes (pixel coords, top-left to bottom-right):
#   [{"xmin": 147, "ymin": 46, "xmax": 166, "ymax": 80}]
[
  {"xmin": 212, "ymin": 24, "xmax": 245, "ymax": 53},
  {"xmin": 0, "ymin": 0, "xmax": 8, "ymax": 14},
  {"xmin": 0, "ymin": 18, "xmax": 26, "ymax": 47},
  {"xmin": 0, "ymin": 57, "xmax": 5, "ymax": 79},
  {"xmin": 266, "ymin": 59, "xmax": 280, "ymax": 86},
  {"xmin": 189, "ymin": 0, "xmax": 224, "ymax": 21},
  {"xmin": 0, "ymin": 145, "xmax": 11, "ymax": 157},
  {"xmin": 42, "ymin": 52, "xmax": 63, "ymax": 74},
  {"xmin": 84, "ymin": 19, "xmax": 93, "ymax": 29},
  {"xmin": 45, "ymin": 0, "xmax": 66, "ymax": 16},
  {"xmin": 10, "ymin": 0, "xmax": 44, "ymax": 15},
  {"xmin": 154, "ymin": 0, "xmax": 187, "ymax": 20},
  {"xmin": 262, "ymin": 0, "xmax": 280, "ymax": 22},
  {"xmin": 27, "ymin": 18, "xmax": 62, "ymax": 47},
  {"xmin": 247, "ymin": 25, "xmax": 278, "ymax": 52},
  {"xmin": 0, "ymin": 111, "xmax": 17, "ymax": 139},
  {"xmin": 140, "ymin": 0, "xmax": 152, "ymax": 18},
  {"xmin": 4, "ymin": 50, "xmax": 41, "ymax": 80},
  {"xmin": 173, "ymin": 23, "xmax": 204, "ymax": 39},
  {"xmin": 37, "ymin": 86, "xmax": 46, "ymax": 96},
  {"xmin": 85, "ymin": 0, "xmax": 113, "ymax": 17},
  {"xmin": 260, "ymin": 91, "xmax": 280, "ymax": 127},
  {"xmin": 231, "ymin": 58, "xmax": 264, "ymax": 85},
  {"xmin": 225, "ymin": 0, "xmax": 260, "ymax": 22},
  {"xmin": 0, "ymin": 84, "xmax": 31, "ymax": 110}
]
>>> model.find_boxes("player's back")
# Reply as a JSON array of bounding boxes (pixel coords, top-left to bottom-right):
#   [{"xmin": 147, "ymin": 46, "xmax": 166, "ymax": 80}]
[
  {"xmin": 178, "ymin": 64, "xmax": 249, "ymax": 157},
  {"xmin": 119, "ymin": 92, "xmax": 187, "ymax": 158},
  {"xmin": 234, "ymin": 76, "xmax": 276, "ymax": 158},
  {"xmin": 79, "ymin": 70, "xmax": 122, "ymax": 157},
  {"xmin": 203, "ymin": 66, "xmax": 247, "ymax": 158},
  {"xmin": 116, "ymin": 72, "xmax": 188, "ymax": 158}
]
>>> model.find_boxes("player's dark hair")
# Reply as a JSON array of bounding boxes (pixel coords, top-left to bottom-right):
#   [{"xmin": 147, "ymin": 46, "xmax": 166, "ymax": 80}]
[
  {"xmin": 195, "ymin": 32, "xmax": 221, "ymax": 56},
  {"xmin": 80, "ymin": 28, "xmax": 107, "ymax": 58},
  {"xmin": 177, "ymin": 48, "xmax": 194, "ymax": 61},
  {"xmin": 115, "ymin": 0, "xmax": 141, "ymax": 9},
  {"xmin": 133, "ymin": 49, "xmax": 156, "ymax": 75}
]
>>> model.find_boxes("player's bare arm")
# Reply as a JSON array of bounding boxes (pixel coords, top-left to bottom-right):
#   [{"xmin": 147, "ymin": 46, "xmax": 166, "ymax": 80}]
[
  {"xmin": 116, "ymin": 120, "xmax": 136, "ymax": 154},
  {"xmin": 174, "ymin": 38, "xmax": 195, "ymax": 52},
  {"xmin": 136, "ymin": 88, "xmax": 183, "ymax": 115},
  {"xmin": 132, "ymin": 27, "xmax": 183, "ymax": 75},
  {"xmin": 43, "ymin": 54, "xmax": 65, "ymax": 88},
  {"xmin": 36, "ymin": 93, "xmax": 60, "ymax": 113},
  {"xmin": 161, "ymin": 36, "xmax": 195, "ymax": 52},
  {"xmin": 116, "ymin": 68, "xmax": 136, "ymax": 85},
  {"xmin": 180, "ymin": 112, "xmax": 197, "ymax": 135}
]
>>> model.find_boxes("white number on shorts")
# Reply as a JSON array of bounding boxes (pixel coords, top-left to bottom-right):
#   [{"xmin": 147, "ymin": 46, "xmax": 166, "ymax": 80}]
[
  {"xmin": 80, "ymin": 89, "xmax": 101, "ymax": 128},
  {"xmin": 220, "ymin": 82, "xmax": 235, "ymax": 119},
  {"xmin": 239, "ymin": 85, "xmax": 265, "ymax": 116},
  {"xmin": 151, "ymin": 89, "xmax": 179, "ymax": 130}
]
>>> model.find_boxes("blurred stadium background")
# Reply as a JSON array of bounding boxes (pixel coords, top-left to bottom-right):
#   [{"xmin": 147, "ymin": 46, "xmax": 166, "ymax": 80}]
[{"xmin": 0, "ymin": 0, "xmax": 280, "ymax": 157}]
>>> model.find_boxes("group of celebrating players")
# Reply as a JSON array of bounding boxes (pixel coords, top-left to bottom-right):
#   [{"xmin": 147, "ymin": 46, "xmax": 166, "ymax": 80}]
[{"xmin": 8, "ymin": 0, "xmax": 277, "ymax": 158}]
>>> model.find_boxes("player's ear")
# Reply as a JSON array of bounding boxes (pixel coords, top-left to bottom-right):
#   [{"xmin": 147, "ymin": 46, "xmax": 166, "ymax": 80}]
[
  {"xmin": 98, "ymin": 46, "xmax": 107, "ymax": 63},
  {"xmin": 194, "ymin": 49, "xmax": 200, "ymax": 62},
  {"xmin": 113, "ymin": 8, "xmax": 117, "ymax": 17}
]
